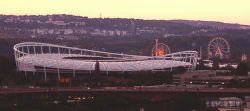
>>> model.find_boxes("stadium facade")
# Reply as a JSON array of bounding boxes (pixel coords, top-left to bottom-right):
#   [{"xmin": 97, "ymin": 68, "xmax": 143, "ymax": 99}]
[{"xmin": 14, "ymin": 42, "xmax": 198, "ymax": 81}]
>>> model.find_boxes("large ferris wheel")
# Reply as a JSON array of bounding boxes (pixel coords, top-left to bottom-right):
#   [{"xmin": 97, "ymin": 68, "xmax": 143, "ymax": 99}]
[
  {"xmin": 152, "ymin": 39, "xmax": 171, "ymax": 56},
  {"xmin": 208, "ymin": 37, "xmax": 230, "ymax": 59}
]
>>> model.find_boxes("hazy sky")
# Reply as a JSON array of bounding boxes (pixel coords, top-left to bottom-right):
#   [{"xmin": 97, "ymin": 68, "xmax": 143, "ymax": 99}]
[{"xmin": 1, "ymin": 0, "xmax": 250, "ymax": 25}]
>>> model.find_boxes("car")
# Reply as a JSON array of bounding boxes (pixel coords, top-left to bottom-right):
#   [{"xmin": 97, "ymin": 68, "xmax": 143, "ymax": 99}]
[
  {"xmin": 2, "ymin": 85, "xmax": 8, "ymax": 88},
  {"xmin": 219, "ymin": 87, "xmax": 224, "ymax": 90},
  {"xmin": 28, "ymin": 86, "xmax": 34, "ymax": 88}
]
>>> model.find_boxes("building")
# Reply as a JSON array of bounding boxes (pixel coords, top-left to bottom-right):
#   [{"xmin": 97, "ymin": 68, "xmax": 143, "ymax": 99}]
[
  {"xmin": 14, "ymin": 42, "xmax": 198, "ymax": 85},
  {"xmin": 206, "ymin": 97, "xmax": 243, "ymax": 110},
  {"xmin": 173, "ymin": 70, "xmax": 250, "ymax": 86}
]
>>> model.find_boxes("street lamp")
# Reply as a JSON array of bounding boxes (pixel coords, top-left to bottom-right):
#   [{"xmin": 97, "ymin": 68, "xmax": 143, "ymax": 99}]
[
  {"xmin": 205, "ymin": 81, "xmax": 209, "ymax": 87},
  {"xmin": 221, "ymin": 82, "xmax": 225, "ymax": 87}
]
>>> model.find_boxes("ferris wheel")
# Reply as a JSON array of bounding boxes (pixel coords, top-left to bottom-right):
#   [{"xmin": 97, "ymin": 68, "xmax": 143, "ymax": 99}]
[
  {"xmin": 152, "ymin": 40, "xmax": 171, "ymax": 56},
  {"xmin": 208, "ymin": 37, "xmax": 230, "ymax": 59}
]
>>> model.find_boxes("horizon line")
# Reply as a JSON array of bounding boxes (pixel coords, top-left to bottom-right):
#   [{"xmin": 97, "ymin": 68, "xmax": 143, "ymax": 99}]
[{"xmin": 1, "ymin": 13, "xmax": 249, "ymax": 26}]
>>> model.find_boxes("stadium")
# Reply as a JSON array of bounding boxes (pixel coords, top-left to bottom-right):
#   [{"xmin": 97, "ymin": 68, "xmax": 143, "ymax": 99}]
[{"xmin": 14, "ymin": 42, "xmax": 198, "ymax": 85}]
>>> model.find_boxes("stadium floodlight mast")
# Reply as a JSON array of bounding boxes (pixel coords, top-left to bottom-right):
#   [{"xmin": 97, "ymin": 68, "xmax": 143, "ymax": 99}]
[{"xmin": 14, "ymin": 42, "xmax": 198, "ymax": 81}]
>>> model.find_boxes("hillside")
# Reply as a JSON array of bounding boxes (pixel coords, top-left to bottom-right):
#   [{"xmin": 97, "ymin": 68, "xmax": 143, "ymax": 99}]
[{"xmin": 169, "ymin": 20, "xmax": 250, "ymax": 30}]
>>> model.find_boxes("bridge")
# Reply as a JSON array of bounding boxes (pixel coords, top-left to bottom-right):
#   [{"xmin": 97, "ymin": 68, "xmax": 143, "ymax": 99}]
[{"xmin": 1, "ymin": 87, "xmax": 250, "ymax": 95}]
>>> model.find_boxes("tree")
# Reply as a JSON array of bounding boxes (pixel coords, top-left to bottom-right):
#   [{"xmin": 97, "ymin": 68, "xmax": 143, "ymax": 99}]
[
  {"xmin": 212, "ymin": 58, "xmax": 220, "ymax": 70},
  {"xmin": 0, "ymin": 54, "xmax": 16, "ymax": 85},
  {"xmin": 236, "ymin": 62, "xmax": 248, "ymax": 76},
  {"xmin": 175, "ymin": 66, "xmax": 187, "ymax": 74}
]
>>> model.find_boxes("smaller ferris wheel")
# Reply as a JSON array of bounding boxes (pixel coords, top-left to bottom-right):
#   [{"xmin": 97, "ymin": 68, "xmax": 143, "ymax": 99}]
[
  {"xmin": 152, "ymin": 39, "xmax": 171, "ymax": 56},
  {"xmin": 208, "ymin": 37, "xmax": 230, "ymax": 59}
]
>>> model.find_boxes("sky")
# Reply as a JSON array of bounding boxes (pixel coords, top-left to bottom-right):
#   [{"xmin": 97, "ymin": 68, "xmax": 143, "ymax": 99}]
[{"xmin": 1, "ymin": 0, "xmax": 250, "ymax": 25}]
